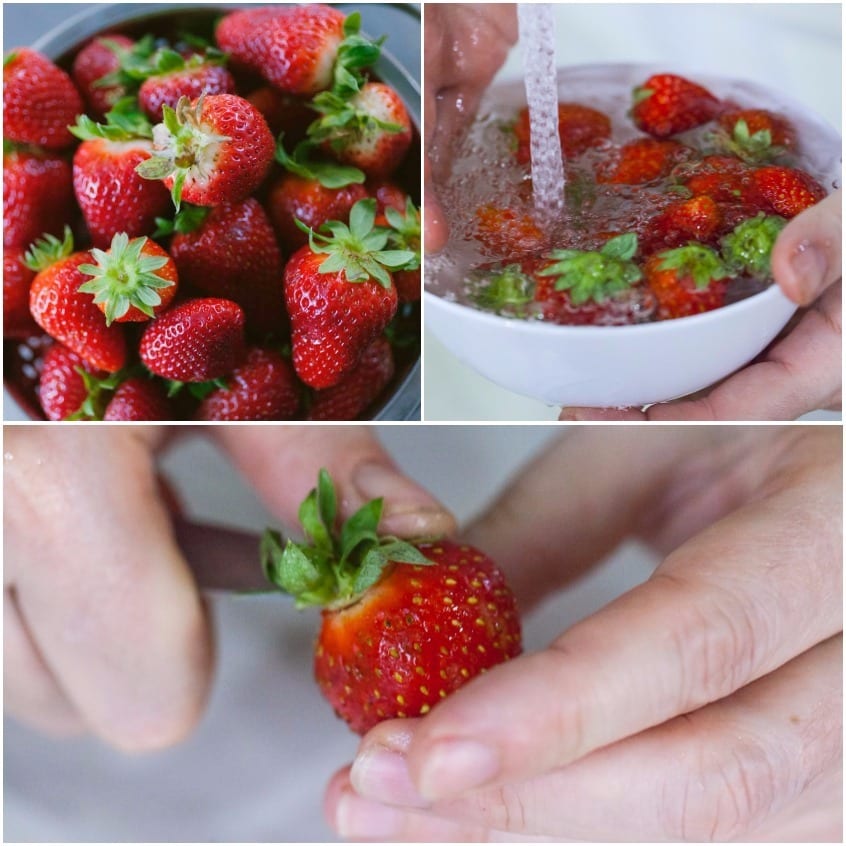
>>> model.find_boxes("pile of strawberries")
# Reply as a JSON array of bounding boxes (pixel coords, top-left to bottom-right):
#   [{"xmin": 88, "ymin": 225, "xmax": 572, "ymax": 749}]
[
  {"xmin": 4, "ymin": 4, "xmax": 420, "ymax": 420},
  {"xmin": 472, "ymin": 72, "xmax": 828, "ymax": 324}
]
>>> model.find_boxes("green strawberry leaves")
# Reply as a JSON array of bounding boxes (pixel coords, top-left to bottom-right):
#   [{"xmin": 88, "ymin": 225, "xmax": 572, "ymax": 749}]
[
  {"xmin": 657, "ymin": 244, "xmax": 730, "ymax": 289},
  {"xmin": 275, "ymin": 134, "xmax": 365, "ymax": 188},
  {"xmin": 470, "ymin": 264, "xmax": 535, "ymax": 317},
  {"xmin": 331, "ymin": 12, "xmax": 386, "ymax": 99},
  {"xmin": 70, "ymin": 98, "xmax": 153, "ymax": 142},
  {"xmin": 23, "ymin": 226, "xmax": 75, "ymax": 272},
  {"xmin": 720, "ymin": 213, "xmax": 786, "ymax": 277},
  {"xmin": 261, "ymin": 468, "xmax": 434, "ymax": 609},
  {"xmin": 153, "ymin": 203, "xmax": 210, "ymax": 237}
]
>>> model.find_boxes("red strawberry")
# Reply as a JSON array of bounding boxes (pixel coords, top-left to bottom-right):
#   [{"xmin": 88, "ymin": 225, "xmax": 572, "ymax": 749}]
[
  {"xmin": 513, "ymin": 102, "xmax": 611, "ymax": 164},
  {"xmin": 3, "ymin": 147, "xmax": 75, "ymax": 249},
  {"xmin": 750, "ymin": 165, "xmax": 826, "ymax": 218},
  {"xmin": 714, "ymin": 108, "xmax": 796, "ymax": 162},
  {"xmin": 139, "ymin": 297, "xmax": 246, "ymax": 382},
  {"xmin": 370, "ymin": 180, "xmax": 409, "ymax": 215},
  {"xmin": 103, "ymin": 377, "xmax": 172, "ymax": 420},
  {"xmin": 247, "ymin": 86, "xmax": 315, "ymax": 143},
  {"xmin": 3, "ymin": 48, "xmax": 83, "ymax": 150},
  {"xmin": 26, "ymin": 229, "xmax": 127, "ymax": 372},
  {"xmin": 643, "ymin": 194, "xmax": 723, "ymax": 252},
  {"xmin": 139, "ymin": 58, "xmax": 236, "ymax": 122},
  {"xmin": 474, "ymin": 204, "xmax": 546, "ymax": 258},
  {"xmin": 169, "ymin": 199, "xmax": 286, "ymax": 337},
  {"xmin": 307, "ymin": 336, "xmax": 394, "ymax": 420},
  {"xmin": 77, "ymin": 232, "xmax": 178, "ymax": 324},
  {"xmin": 597, "ymin": 137, "xmax": 690, "ymax": 184},
  {"xmin": 71, "ymin": 34, "xmax": 135, "ymax": 119},
  {"xmin": 643, "ymin": 245, "xmax": 731, "ymax": 320},
  {"xmin": 261, "ymin": 469, "xmax": 522, "ymax": 734},
  {"xmin": 631, "ymin": 73, "xmax": 721, "ymax": 138},
  {"xmin": 196, "ymin": 347, "xmax": 301, "ymax": 420},
  {"xmin": 137, "ymin": 93, "xmax": 274, "ymax": 207},
  {"xmin": 37, "ymin": 342, "xmax": 104, "ymax": 421},
  {"xmin": 4, "ymin": 247, "xmax": 38, "ymax": 338},
  {"xmin": 266, "ymin": 172, "xmax": 368, "ymax": 251},
  {"xmin": 285, "ymin": 199, "xmax": 410, "ymax": 388},
  {"xmin": 310, "ymin": 82, "xmax": 413, "ymax": 180},
  {"xmin": 375, "ymin": 197, "xmax": 421, "ymax": 303},
  {"xmin": 216, "ymin": 4, "xmax": 346, "ymax": 95},
  {"xmin": 71, "ymin": 116, "xmax": 172, "ymax": 248},
  {"xmin": 680, "ymin": 155, "xmax": 755, "ymax": 204}
]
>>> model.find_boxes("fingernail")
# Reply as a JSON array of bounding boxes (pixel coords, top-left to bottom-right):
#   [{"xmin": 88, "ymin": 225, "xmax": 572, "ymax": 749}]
[
  {"xmin": 353, "ymin": 462, "xmax": 455, "ymax": 537},
  {"xmin": 417, "ymin": 739, "xmax": 500, "ymax": 801},
  {"xmin": 335, "ymin": 791, "xmax": 405, "ymax": 839},
  {"xmin": 351, "ymin": 746, "xmax": 428, "ymax": 808},
  {"xmin": 790, "ymin": 241, "xmax": 828, "ymax": 304}
]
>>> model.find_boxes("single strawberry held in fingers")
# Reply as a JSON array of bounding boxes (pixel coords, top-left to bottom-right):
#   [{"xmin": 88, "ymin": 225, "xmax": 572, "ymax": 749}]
[
  {"xmin": 631, "ymin": 73, "xmax": 722, "ymax": 138},
  {"xmin": 3, "ymin": 48, "xmax": 84, "ymax": 149},
  {"xmin": 261, "ymin": 469, "xmax": 522, "ymax": 734}
]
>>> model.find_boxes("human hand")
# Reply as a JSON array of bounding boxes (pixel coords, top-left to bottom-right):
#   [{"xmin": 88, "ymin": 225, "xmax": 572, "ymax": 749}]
[
  {"xmin": 4, "ymin": 426, "xmax": 454, "ymax": 748},
  {"xmin": 325, "ymin": 427, "xmax": 842, "ymax": 841},
  {"xmin": 424, "ymin": 4, "xmax": 517, "ymax": 252},
  {"xmin": 561, "ymin": 191, "xmax": 842, "ymax": 421}
]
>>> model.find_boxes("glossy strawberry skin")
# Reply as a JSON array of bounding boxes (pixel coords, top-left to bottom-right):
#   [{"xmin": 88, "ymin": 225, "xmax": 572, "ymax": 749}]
[
  {"xmin": 3, "ymin": 148, "xmax": 75, "ymax": 249},
  {"xmin": 315, "ymin": 540, "xmax": 522, "ymax": 735},
  {"xmin": 139, "ymin": 297, "xmax": 246, "ymax": 382},
  {"xmin": 751, "ymin": 165, "xmax": 826, "ymax": 218},
  {"xmin": 643, "ymin": 253, "xmax": 728, "ymax": 320},
  {"xmin": 197, "ymin": 347, "xmax": 301, "ymax": 420},
  {"xmin": 3, "ymin": 48, "xmax": 84, "ymax": 150},
  {"xmin": 73, "ymin": 138, "xmax": 172, "ymax": 248},
  {"xmin": 717, "ymin": 108, "xmax": 796, "ymax": 151},
  {"xmin": 216, "ymin": 4, "xmax": 345, "ymax": 95},
  {"xmin": 514, "ymin": 102, "xmax": 611, "ymax": 163},
  {"xmin": 29, "ymin": 252, "xmax": 127, "ymax": 372},
  {"xmin": 285, "ymin": 246, "xmax": 398, "ymax": 389},
  {"xmin": 680, "ymin": 155, "xmax": 756, "ymax": 204},
  {"xmin": 642, "ymin": 194, "xmax": 723, "ymax": 253},
  {"xmin": 4, "ymin": 247, "xmax": 39, "ymax": 338},
  {"xmin": 266, "ymin": 173, "xmax": 368, "ymax": 252},
  {"xmin": 631, "ymin": 73, "xmax": 721, "ymax": 138},
  {"xmin": 139, "ymin": 64, "xmax": 236, "ymax": 122},
  {"xmin": 37, "ymin": 342, "xmax": 103, "ymax": 421},
  {"xmin": 474, "ymin": 205, "xmax": 546, "ymax": 258},
  {"xmin": 103, "ymin": 378, "xmax": 172, "ymax": 420},
  {"xmin": 598, "ymin": 138, "xmax": 690, "ymax": 184},
  {"xmin": 246, "ymin": 86, "xmax": 315, "ymax": 143},
  {"xmin": 307, "ymin": 336, "xmax": 394, "ymax": 420},
  {"xmin": 170, "ymin": 198, "xmax": 286, "ymax": 337},
  {"xmin": 72, "ymin": 34, "xmax": 134, "ymax": 119}
]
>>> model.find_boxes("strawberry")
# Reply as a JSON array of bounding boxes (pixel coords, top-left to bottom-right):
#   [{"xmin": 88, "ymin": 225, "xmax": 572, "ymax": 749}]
[
  {"xmin": 309, "ymin": 82, "xmax": 412, "ymax": 180},
  {"xmin": 137, "ymin": 93, "xmax": 274, "ymax": 208},
  {"xmin": 750, "ymin": 165, "xmax": 826, "ymax": 218},
  {"xmin": 3, "ymin": 146, "xmax": 75, "ymax": 249},
  {"xmin": 643, "ymin": 245, "xmax": 731, "ymax": 320},
  {"xmin": 196, "ymin": 347, "xmax": 301, "ymax": 420},
  {"xmin": 71, "ymin": 34, "xmax": 135, "ymax": 119},
  {"xmin": 631, "ymin": 73, "xmax": 721, "ymax": 138},
  {"xmin": 138, "ymin": 297, "xmax": 246, "ymax": 382},
  {"xmin": 679, "ymin": 155, "xmax": 755, "ymax": 204},
  {"xmin": 37, "ymin": 342, "xmax": 104, "ymax": 421},
  {"xmin": 103, "ymin": 377, "xmax": 172, "ymax": 421},
  {"xmin": 285, "ymin": 199, "xmax": 412, "ymax": 388},
  {"xmin": 3, "ymin": 48, "xmax": 83, "ymax": 150},
  {"xmin": 77, "ymin": 232, "xmax": 178, "ymax": 324},
  {"xmin": 307, "ymin": 336, "xmax": 394, "ymax": 420},
  {"xmin": 266, "ymin": 172, "xmax": 368, "ymax": 252},
  {"xmin": 474, "ymin": 204, "xmax": 546, "ymax": 258},
  {"xmin": 168, "ymin": 199, "xmax": 285, "ymax": 337},
  {"xmin": 720, "ymin": 213, "xmax": 787, "ymax": 277},
  {"xmin": 513, "ymin": 102, "xmax": 611, "ymax": 164},
  {"xmin": 643, "ymin": 194, "xmax": 723, "ymax": 252},
  {"xmin": 246, "ymin": 86, "xmax": 315, "ymax": 143},
  {"xmin": 70, "ymin": 114, "xmax": 172, "ymax": 248},
  {"xmin": 376, "ymin": 197, "xmax": 421, "ymax": 303},
  {"xmin": 216, "ymin": 4, "xmax": 346, "ymax": 95},
  {"xmin": 138, "ymin": 51, "xmax": 236, "ymax": 122},
  {"xmin": 260, "ymin": 469, "xmax": 522, "ymax": 734},
  {"xmin": 26, "ymin": 228, "xmax": 127, "ymax": 372},
  {"xmin": 597, "ymin": 137, "xmax": 690, "ymax": 184},
  {"xmin": 4, "ymin": 247, "xmax": 38, "ymax": 338},
  {"xmin": 370, "ymin": 180, "xmax": 409, "ymax": 215},
  {"xmin": 713, "ymin": 108, "xmax": 796, "ymax": 162}
]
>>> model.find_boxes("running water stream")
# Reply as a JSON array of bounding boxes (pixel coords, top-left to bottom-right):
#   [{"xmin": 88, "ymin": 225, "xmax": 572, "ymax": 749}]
[{"xmin": 517, "ymin": 4, "xmax": 565, "ymax": 220}]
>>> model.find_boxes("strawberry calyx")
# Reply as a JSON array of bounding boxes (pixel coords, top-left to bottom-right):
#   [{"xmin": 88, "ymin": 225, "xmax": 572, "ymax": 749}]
[
  {"xmin": 708, "ymin": 119, "xmax": 784, "ymax": 164},
  {"xmin": 470, "ymin": 264, "xmax": 535, "ymax": 316},
  {"xmin": 656, "ymin": 243, "xmax": 731, "ymax": 289},
  {"xmin": 261, "ymin": 468, "xmax": 434, "ymax": 609},
  {"xmin": 154, "ymin": 203, "xmax": 210, "ymax": 237},
  {"xmin": 275, "ymin": 133, "xmax": 365, "ymax": 188},
  {"xmin": 91, "ymin": 34, "xmax": 157, "ymax": 89},
  {"xmin": 720, "ymin": 213, "xmax": 786, "ymax": 277},
  {"xmin": 538, "ymin": 233, "xmax": 642, "ymax": 304},
  {"xmin": 307, "ymin": 89, "xmax": 405, "ymax": 150},
  {"xmin": 135, "ymin": 94, "xmax": 231, "ymax": 208},
  {"xmin": 77, "ymin": 232, "xmax": 175, "ymax": 324},
  {"xmin": 163, "ymin": 376, "xmax": 229, "ymax": 400},
  {"xmin": 70, "ymin": 97, "xmax": 154, "ymax": 142},
  {"xmin": 64, "ymin": 366, "xmax": 133, "ymax": 421},
  {"xmin": 329, "ymin": 12, "xmax": 385, "ymax": 99},
  {"xmin": 380, "ymin": 198, "xmax": 421, "ymax": 269},
  {"xmin": 23, "ymin": 225, "xmax": 75, "ymax": 272},
  {"xmin": 297, "ymin": 198, "xmax": 416, "ymax": 288}
]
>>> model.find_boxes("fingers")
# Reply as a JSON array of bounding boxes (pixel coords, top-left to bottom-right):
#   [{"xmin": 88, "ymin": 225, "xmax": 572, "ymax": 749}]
[
  {"xmin": 772, "ymin": 190, "xmax": 842, "ymax": 305},
  {"xmin": 213, "ymin": 426, "xmax": 456, "ymax": 539},
  {"xmin": 4, "ymin": 428, "xmax": 213, "ymax": 749},
  {"xmin": 336, "ymin": 635, "xmax": 841, "ymax": 840},
  {"xmin": 396, "ymin": 429, "xmax": 841, "ymax": 799}
]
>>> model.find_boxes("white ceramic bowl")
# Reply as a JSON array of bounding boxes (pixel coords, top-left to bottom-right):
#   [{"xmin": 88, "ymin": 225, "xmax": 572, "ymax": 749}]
[{"xmin": 425, "ymin": 64, "xmax": 841, "ymax": 408}]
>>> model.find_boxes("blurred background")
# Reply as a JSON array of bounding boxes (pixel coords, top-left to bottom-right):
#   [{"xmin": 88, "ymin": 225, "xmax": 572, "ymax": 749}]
[
  {"xmin": 423, "ymin": 2, "xmax": 842, "ymax": 421},
  {"xmin": 4, "ymin": 425, "xmax": 657, "ymax": 841}
]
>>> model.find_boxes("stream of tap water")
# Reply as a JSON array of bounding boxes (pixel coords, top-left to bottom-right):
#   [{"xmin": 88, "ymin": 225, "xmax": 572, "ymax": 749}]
[{"xmin": 517, "ymin": 4, "xmax": 565, "ymax": 220}]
